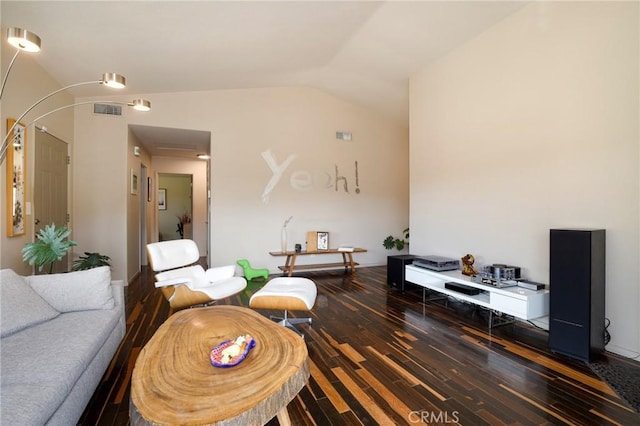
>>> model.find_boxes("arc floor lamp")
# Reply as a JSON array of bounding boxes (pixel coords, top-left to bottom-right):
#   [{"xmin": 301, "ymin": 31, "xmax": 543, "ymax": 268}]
[{"xmin": 0, "ymin": 27, "xmax": 150, "ymax": 163}]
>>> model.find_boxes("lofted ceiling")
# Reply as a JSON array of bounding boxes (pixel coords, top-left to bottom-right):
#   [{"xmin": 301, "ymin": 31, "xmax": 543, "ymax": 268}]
[{"xmin": 2, "ymin": 1, "xmax": 526, "ymax": 156}]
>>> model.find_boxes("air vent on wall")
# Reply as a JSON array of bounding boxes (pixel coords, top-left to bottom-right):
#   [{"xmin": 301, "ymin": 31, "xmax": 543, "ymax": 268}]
[
  {"xmin": 93, "ymin": 103, "xmax": 122, "ymax": 116},
  {"xmin": 336, "ymin": 131, "xmax": 352, "ymax": 141}
]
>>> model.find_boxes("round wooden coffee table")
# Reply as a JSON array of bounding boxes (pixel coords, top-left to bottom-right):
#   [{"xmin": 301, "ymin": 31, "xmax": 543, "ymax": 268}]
[{"xmin": 130, "ymin": 305, "xmax": 309, "ymax": 425}]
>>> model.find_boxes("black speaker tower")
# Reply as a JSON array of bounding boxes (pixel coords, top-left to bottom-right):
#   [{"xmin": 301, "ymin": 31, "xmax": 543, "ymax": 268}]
[
  {"xmin": 549, "ymin": 229, "xmax": 605, "ymax": 362},
  {"xmin": 387, "ymin": 255, "xmax": 416, "ymax": 292}
]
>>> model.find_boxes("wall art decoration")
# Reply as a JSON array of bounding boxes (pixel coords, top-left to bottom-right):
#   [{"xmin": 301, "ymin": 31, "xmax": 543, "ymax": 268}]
[
  {"xmin": 6, "ymin": 118, "xmax": 26, "ymax": 237},
  {"xmin": 158, "ymin": 188, "xmax": 167, "ymax": 210},
  {"xmin": 306, "ymin": 231, "xmax": 330, "ymax": 252},
  {"xmin": 130, "ymin": 169, "xmax": 138, "ymax": 195}
]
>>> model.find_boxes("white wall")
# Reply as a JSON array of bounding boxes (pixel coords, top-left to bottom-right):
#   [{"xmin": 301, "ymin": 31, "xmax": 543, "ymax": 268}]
[
  {"xmin": 74, "ymin": 87, "xmax": 409, "ymax": 281},
  {"xmin": 409, "ymin": 2, "xmax": 639, "ymax": 357}
]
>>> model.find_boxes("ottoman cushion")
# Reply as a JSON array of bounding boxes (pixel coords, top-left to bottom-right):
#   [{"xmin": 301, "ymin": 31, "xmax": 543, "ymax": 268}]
[{"xmin": 249, "ymin": 277, "xmax": 316, "ymax": 311}]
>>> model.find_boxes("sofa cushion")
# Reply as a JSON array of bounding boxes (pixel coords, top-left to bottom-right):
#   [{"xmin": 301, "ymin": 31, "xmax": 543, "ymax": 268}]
[
  {"xmin": 0, "ymin": 269, "xmax": 60, "ymax": 338},
  {"xmin": 0, "ymin": 308, "xmax": 122, "ymax": 424},
  {"xmin": 0, "ymin": 382, "xmax": 65, "ymax": 425},
  {"xmin": 26, "ymin": 266, "xmax": 114, "ymax": 312},
  {"xmin": 1, "ymin": 309, "xmax": 121, "ymax": 387}
]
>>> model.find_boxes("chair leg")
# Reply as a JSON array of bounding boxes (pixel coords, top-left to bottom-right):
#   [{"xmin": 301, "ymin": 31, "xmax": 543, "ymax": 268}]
[{"xmin": 269, "ymin": 310, "xmax": 312, "ymax": 338}]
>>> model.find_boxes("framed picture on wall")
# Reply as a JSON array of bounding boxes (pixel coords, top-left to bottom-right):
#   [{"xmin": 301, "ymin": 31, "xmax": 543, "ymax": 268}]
[
  {"xmin": 6, "ymin": 118, "xmax": 26, "ymax": 237},
  {"xmin": 130, "ymin": 169, "xmax": 138, "ymax": 195},
  {"xmin": 158, "ymin": 188, "xmax": 167, "ymax": 210}
]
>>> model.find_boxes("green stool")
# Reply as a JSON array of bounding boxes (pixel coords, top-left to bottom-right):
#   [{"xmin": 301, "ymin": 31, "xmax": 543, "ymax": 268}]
[{"xmin": 236, "ymin": 259, "xmax": 269, "ymax": 281}]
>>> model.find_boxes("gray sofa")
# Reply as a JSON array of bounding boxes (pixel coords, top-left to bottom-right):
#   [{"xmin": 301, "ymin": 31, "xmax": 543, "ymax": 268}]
[{"xmin": 0, "ymin": 266, "xmax": 126, "ymax": 425}]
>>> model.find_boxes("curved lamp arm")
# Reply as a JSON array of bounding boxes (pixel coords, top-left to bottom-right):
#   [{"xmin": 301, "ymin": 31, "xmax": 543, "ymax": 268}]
[
  {"xmin": 0, "ymin": 74, "xmax": 127, "ymax": 163},
  {"xmin": 0, "ymin": 50, "xmax": 22, "ymax": 100},
  {"xmin": 0, "ymin": 96, "xmax": 149, "ymax": 163}
]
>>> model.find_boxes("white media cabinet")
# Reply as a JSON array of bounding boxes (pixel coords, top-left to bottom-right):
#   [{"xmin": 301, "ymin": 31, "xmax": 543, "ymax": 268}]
[{"xmin": 405, "ymin": 265, "xmax": 549, "ymax": 325}]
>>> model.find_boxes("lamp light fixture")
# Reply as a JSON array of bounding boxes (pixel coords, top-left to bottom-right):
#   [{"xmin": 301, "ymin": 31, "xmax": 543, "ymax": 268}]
[
  {"xmin": 102, "ymin": 72, "xmax": 126, "ymax": 89},
  {"xmin": 130, "ymin": 99, "xmax": 151, "ymax": 112},
  {"xmin": 1, "ymin": 27, "xmax": 42, "ymax": 100},
  {"xmin": 1, "ymin": 98, "xmax": 150, "ymax": 163},
  {"xmin": 197, "ymin": 154, "xmax": 211, "ymax": 160},
  {"xmin": 7, "ymin": 27, "xmax": 41, "ymax": 52}
]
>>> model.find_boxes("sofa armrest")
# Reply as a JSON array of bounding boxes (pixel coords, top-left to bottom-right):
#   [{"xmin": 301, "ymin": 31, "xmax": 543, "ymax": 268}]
[
  {"xmin": 111, "ymin": 280, "xmax": 125, "ymax": 310},
  {"xmin": 205, "ymin": 265, "xmax": 236, "ymax": 282},
  {"xmin": 110, "ymin": 279, "xmax": 126, "ymax": 334},
  {"xmin": 155, "ymin": 277, "xmax": 193, "ymax": 288}
]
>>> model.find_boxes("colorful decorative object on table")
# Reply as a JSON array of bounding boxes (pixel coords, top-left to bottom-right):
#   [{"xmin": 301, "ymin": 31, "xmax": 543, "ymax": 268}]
[
  {"xmin": 461, "ymin": 253, "xmax": 478, "ymax": 276},
  {"xmin": 281, "ymin": 216, "xmax": 293, "ymax": 252},
  {"xmin": 236, "ymin": 259, "xmax": 269, "ymax": 281},
  {"xmin": 210, "ymin": 335, "xmax": 256, "ymax": 368}
]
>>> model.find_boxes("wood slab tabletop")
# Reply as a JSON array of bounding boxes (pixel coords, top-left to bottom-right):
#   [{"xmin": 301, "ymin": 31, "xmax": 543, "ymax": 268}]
[{"xmin": 130, "ymin": 305, "xmax": 309, "ymax": 426}]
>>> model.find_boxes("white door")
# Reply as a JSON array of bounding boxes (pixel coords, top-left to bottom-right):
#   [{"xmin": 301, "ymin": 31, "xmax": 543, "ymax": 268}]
[{"xmin": 34, "ymin": 131, "xmax": 69, "ymax": 273}]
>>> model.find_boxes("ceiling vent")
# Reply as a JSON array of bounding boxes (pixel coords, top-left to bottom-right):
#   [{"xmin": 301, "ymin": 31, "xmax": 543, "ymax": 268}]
[{"xmin": 93, "ymin": 103, "xmax": 122, "ymax": 116}]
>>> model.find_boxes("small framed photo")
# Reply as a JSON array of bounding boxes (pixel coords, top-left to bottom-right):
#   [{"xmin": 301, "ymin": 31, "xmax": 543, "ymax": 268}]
[
  {"xmin": 130, "ymin": 169, "xmax": 138, "ymax": 195},
  {"xmin": 317, "ymin": 231, "xmax": 329, "ymax": 250},
  {"xmin": 158, "ymin": 188, "xmax": 167, "ymax": 210}
]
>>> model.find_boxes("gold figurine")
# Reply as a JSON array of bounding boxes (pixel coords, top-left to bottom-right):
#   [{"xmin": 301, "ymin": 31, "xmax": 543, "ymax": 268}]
[{"xmin": 461, "ymin": 254, "xmax": 478, "ymax": 276}]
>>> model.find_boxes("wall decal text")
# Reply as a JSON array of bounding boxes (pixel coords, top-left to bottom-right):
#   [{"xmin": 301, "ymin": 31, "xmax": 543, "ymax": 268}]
[{"xmin": 261, "ymin": 150, "xmax": 361, "ymax": 204}]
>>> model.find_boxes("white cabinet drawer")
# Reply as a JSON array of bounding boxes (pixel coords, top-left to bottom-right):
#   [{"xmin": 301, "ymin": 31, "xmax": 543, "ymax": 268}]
[
  {"xmin": 490, "ymin": 293, "xmax": 527, "ymax": 318},
  {"xmin": 406, "ymin": 268, "xmax": 445, "ymax": 287}
]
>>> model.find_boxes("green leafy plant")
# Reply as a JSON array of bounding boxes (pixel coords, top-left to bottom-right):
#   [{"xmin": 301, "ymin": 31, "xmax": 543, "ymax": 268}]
[
  {"xmin": 72, "ymin": 252, "xmax": 111, "ymax": 271},
  {"xmin": 176, "ymin": 213, "xmax": 192, "ymax": 238},
  {"xmin": 383, "ymin": 227, "xmax": 410, "ymax": 251},
  {"xmin": 22, "ymin": 223, "xmax": 77, "ymax": 273}
]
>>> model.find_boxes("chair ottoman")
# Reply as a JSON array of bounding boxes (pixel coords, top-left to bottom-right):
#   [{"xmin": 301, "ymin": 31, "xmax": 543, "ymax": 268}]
[{"xmin": 249, "ymin": 277, "xmax": 317, "ymax": 337}]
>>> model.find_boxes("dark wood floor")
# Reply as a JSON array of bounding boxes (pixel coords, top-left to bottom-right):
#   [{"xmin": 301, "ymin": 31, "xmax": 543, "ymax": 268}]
[{"xmin": 79, "ymin": 266, "xmax": 640, "ymax": 425}]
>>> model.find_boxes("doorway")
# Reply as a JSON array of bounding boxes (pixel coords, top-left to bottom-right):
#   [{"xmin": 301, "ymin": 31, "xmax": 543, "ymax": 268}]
[
  {"xmin": 158, "ymin": 173, "xmax": 192, "ymax": 241},
  {"xmin": 33, "ymin": 130, "xmax": 69, "ymax": 273}
]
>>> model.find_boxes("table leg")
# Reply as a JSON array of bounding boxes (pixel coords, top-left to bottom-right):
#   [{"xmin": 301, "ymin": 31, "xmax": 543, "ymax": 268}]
[
  {"xmin": 287, "ymin": 254, "xmax": 297, "ymax": 277},
  {"xmin": 276, "ymin": 407, "xmax": 292, "ymax": 426},
  {"xmin": 341, "ymin": 253, "xmax": 348, "ymax": 272},
  {"xmin": 283, "ymin": 255, "xmax": 292, "ymax": 276},
  {"xmin": 347, "ymin": 253, "xmax": 356, "ymax": 273}
]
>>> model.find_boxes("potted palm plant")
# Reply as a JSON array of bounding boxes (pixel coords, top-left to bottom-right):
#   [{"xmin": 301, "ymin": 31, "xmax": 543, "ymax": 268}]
[
  {"xmin": 383, "ymin": 227, "xmax": 410, "ymax": 251},
  {"xmin": 72, "ymin": 252, "xmax": 112, "ymax": 271},
  {"xmin": 22, "ymin": 223, "xmax": 77, "ymax": 273}
]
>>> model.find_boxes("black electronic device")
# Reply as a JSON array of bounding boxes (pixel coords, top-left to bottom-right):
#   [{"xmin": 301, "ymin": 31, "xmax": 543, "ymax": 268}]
[
  {"xmin": 516, "ymin": 280, "xmax": 546, "ymax": 291},
  {"xmin": 387, "ymin": 255, "xmax": 417, "ymax": 292},
  {"xmin": 444, "ymin": 282, "xmax": 481, "ymax": 296},
  {"xmin": 486, "ymin": 264, "xmax": 521, "ymax": 280},
  {"xmin": 549, "ymin": 229, "xmax": 605, "ymax": 362},
  {"xmin": 413, "ymin": 255, "xmax": 460, "ymax": 272}
]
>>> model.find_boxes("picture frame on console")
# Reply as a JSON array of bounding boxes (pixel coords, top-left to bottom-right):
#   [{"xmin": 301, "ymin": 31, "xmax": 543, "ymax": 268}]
[
  {"xmin": 306, "ymin": 231, "xmax": 329, "ymax": 252},
  {"xmin": 317, "ymin": 232, "xmax": 329, "ymax": 250}
]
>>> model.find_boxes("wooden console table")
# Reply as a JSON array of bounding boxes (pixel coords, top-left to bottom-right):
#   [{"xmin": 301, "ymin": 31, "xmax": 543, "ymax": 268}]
[{"xmin": 270, "ymin": 248, "xmax": 367, "ymax": 277}]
